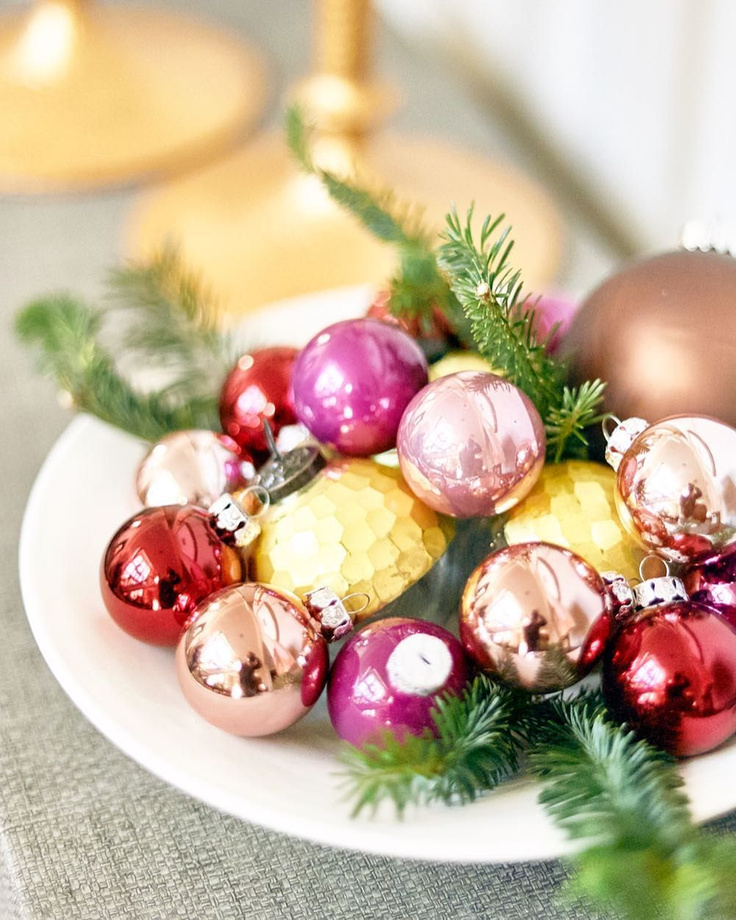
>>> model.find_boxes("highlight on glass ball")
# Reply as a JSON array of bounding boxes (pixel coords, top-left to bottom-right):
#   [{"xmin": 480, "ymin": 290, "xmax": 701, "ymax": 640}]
[
  {"xmin": 605, "ymin": 414, "xmax": 736, "ymax": 564},
  {"xmin": 602, "ymin": 573, "xmax": 736, "ymax": 757},
  {"xmin": 100, "ymin": 504, "xmax": 244, "ymax": 646},
  {"xmin": 219, "ymin": 346, "xmax": 298, "ymax": 459},
  {"xmin": 136, "ymin": 429, "xmax": 255, "ymax": 508},
  {"xmin": 327, "ymin": 617, "xmax": 470, "ymax": 747},
  {"xmin": 176, "ymin": 582, "xmax": 331, "ymax": 737},
  {"xmin": 292, "ymin": 317, "xmax": 429, "ymax": 457},
  {"xmin": 397, "ymin": 371, "xmax": 546, "ymax": 518},
  {"xmin": 460, "ymin": 542, "xmax": 610, "ymax": 692}
]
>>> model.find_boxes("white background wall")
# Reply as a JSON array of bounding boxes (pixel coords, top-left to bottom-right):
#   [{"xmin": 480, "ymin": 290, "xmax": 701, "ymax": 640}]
[{"xmin": 379, "ymin": 0, "xmax": 736, "ymax": 250}]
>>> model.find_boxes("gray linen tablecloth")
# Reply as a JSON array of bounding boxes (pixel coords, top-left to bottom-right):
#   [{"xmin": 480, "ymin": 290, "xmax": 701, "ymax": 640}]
[{"xmin": 4, "ymin": 1, "xmax": 736, "ymax": 917}]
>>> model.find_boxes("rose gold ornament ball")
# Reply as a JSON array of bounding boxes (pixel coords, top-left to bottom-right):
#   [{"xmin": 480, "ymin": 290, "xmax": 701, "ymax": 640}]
[
  {"xmin": 176, "ymin": 582, "xmax": 329, "ymax": 736},
  {"xmin": 397, "ymin": 372, "xmax": 545, "ymax": 518},
  {"xmin": 566, "ymin": 250, "xmax": 736, "ymax": 429},
  {"xmin": 460, "ymin": 542, "xmax": 610, "ymax": 692},
  {"xmin": 615, "ymin": 415, "xmax": 736, "ymax": 564}
]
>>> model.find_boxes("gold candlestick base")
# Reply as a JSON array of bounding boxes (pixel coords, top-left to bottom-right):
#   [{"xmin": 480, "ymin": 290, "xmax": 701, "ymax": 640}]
[
  {"xmin": 127, "ymin": 131, "xmax": 561, "ymax": 317},
  {"xmin": 0, "ymin": 1, "xmax": 266, "ymax": 193}
]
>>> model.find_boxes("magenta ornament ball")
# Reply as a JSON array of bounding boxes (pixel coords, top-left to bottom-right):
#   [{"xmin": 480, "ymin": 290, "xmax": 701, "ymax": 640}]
[
  {"xmin": 397, "ymin": 371, "xmax": 546, "ymax": 518},
  {"xmin": 327, "ymin": 617, "xmax": 470, "ymax": 747},
  {"xmin": 292, "ymin": 318, "xmax": 428, "ymax": 456}
]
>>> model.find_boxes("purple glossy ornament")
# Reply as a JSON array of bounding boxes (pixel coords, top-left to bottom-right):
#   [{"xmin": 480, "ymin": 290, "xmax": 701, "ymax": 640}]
[
  {"xmin": 684, "ymin": 546, "xmax": 736, "ymax": 628},
  {"xmin": 327, "ymin": 617, "xmax": 470, "ymax": 747},
  {"xmin": 529, "ymin": 292, "xmax": 578, "ymax": 354},
  {"xmin": 293, "ymin": 318, "xmax": 428, "ymax": 456},
  {"xmin": 397, "ymin": 372, "xmax": 546, "ymax": 518},
  {"xmin": 136, "ymin": 430, "xmax": 255, "ymax": 508}
]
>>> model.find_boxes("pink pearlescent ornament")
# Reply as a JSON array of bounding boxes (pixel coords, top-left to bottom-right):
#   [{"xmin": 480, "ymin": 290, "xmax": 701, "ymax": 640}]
[
  {"xmin": 293, "ymin": 318, "xmax": 428, "ymax": 456},
  {"xmin": 397, "ymin": 372, "xmax": 546, "ymax": 518},
  {"xmin": 327, "ymin": 617, "xmax": 470, "ymax": 747}
]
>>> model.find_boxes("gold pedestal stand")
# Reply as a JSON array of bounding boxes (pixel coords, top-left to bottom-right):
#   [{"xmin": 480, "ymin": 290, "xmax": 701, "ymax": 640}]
[
  {"xmin": 0, "ymin": 0, "xmax": 265, "ymax": 192},
  {"xmin": 128, "ymin": 0, "xmax": 561, "ymax": 317}
]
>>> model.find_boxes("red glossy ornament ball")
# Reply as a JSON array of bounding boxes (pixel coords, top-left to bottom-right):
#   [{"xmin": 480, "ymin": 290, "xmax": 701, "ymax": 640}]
[
  {"xmin": 219, "ymin": 347, "xmax": 298, "ymax": 457},
  {"xmin": 602, "ymin": 601, "xmax": 736, "ymax": 756},
  {"xmin": 101, "ymin": 505, "xmax": 244, "ymax": 646}
]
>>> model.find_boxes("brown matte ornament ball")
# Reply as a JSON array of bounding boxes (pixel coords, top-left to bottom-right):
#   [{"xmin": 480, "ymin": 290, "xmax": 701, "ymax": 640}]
[{"xmin": 565, "ymin": 250, "xmax": 736, "ymax": 430}]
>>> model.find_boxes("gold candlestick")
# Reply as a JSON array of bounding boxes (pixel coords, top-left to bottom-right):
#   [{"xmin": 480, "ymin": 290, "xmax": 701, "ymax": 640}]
[
  {"xmin": 128, "ymin": 0, "xmax": 561, "ymax": 317},
  {"xmin": 0, "ymin": 0, "xmax": 265, "ymax": 192}
]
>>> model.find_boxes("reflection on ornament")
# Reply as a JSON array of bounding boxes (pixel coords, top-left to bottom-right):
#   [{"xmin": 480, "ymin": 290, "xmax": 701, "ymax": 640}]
[
  {"xmin": 602, "ymin": 586, "xmax": 736, "ymax": 757},
  {"xmin": 683, "ymin": 545, "xmax": 736, "ymax": 628},
  {"xmin": 243, "ymin": 458, "xmax": 453, "ymax": 620},
  {"xmin": 293, "ymin": 318, "xmax": 428, "ymax": 457},
  {"xmin": 327, "ymin": 617, "xmax": 469, "ymax": 746},
  {"xmin": 397, "ymin": 371, "xmax": 545, "ymax": 518},
  {"xmin": 100, "ymin": 505, "xmax": 243, "ymax": 645},
  {"xmin": 606, "ymin": 415, "xmax": 736, "ymax": 564},
  {"xmin": 502, "ymin": 460, "xmax": 644, "ymax": 581},
  {"xmin": 219, "ymin": 347, "xmax": 298, "ymax": 458},
  {"xmin": 136, "ymin": 430, "xmax": 254, "ymax": 508},
  {"xmin": 460, "ymin": 542, "xmax": 609, "ymax": 692},
  {"xmin": 176, "ymin": 582, "xmax": 329, "ymax": 736}
]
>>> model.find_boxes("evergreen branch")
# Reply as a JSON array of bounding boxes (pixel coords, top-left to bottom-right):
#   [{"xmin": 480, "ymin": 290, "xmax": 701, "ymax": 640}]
[
  {"xmin": 107, "ymin": 248, "xmax": 236, "ymax": 401},
  {"xmin": 437, "ymin": 207, "xmax": 563, "ymax": 418},
  {"xmin": 341, "ymin": 676, "xmax": 528, "ymax": 816},
  {"xmin": 544, "ymin": 378, "xmax": 607, "ymax": 462},
  {"xmin": 15, "ymin": 296, "xmax": 220, "ymax": 440},
  {"xmin": 529, "ymin": 694, "xmax": 736, "ymax": 920},
  {"xmin": 286, "ymin": 105, "xmax": 428, "ymax": 247},
  {"xmin": 286, "ymin": 106, "xmax": 474, "ymax": 343}
]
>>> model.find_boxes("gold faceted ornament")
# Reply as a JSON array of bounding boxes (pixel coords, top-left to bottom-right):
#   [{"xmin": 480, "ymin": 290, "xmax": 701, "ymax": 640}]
[
  {"xmin": 501, "ymin": 460, "xmax": 644, "ymax": 582},
  {"xmin": 239, "ymin": 458, "xmax": 454, "ymax": 621},
  {"xmin": 428, "ymin": 351, "xmax": 501, "ymax": 381}
]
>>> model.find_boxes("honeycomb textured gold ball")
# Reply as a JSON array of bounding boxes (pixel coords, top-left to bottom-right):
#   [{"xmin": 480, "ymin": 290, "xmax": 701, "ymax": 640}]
[
  {"xmin": 502, "ymin": 460, "xmax": 644, "ymax": 581},
  {"xmin": 250, "ymin": 458, "xmax": 454, "ymax": 619},
  {"xmin": 428, "ymin": 351, "xmax": 500, "ymax": 381}
]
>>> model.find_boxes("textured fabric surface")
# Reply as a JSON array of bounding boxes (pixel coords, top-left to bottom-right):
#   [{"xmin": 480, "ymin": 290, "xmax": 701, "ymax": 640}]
[{"xmin": 3, "ymin": 1, "xmax": 735, "ymax": 918}]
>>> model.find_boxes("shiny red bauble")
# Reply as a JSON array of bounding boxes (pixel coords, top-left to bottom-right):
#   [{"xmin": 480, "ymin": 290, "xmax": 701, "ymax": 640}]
[
  {"xmin": 602, "ymin": 601, "xmax": 736, "ymax": 757},
  {"xmin": 219, "ymin": 347, "xmax": 298, "ymax": 457},
  {"xmin": 100, "ymin": 505, "xmax": 244, "ymax": 646}
]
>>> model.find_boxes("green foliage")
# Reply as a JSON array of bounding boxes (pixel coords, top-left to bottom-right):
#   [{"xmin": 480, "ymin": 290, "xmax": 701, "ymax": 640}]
[
  {"xmin": 15, "ymin": 248, "xmax": 234, "ymax": 441},
  {"xmin": 529, "ymin": 694, "xmax": 736, "ymax": 920},
  {"xmin": 438, "ymin": 208, "xmax": 605, "ymax": 460},
  {"xmin": 107, "ymin": 247, "xmax": 236, "ymax": 401},
  {"xmin": 340, "ymin": 676, "xmax": 528, "ymax": 816},
  {"xmin": 545, "ymin": 378, "xmax": 608, "ymax": 462},
  {"xmin": 438, "ymin": 208, "xmax": 562, "ymax": 418},
  {"xmin": 16, "ymin": 296, "xmax": 220, "ymax": 440},
  {"xmin": 286, "ymin": 106, "xmax": 474, "ymax": 344}
]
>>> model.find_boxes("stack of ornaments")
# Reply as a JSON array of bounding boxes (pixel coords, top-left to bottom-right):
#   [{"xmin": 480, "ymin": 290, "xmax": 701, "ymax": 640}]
[{"xmin": 99, "ymin": 253, "xmax": 736, "ymax": 764}]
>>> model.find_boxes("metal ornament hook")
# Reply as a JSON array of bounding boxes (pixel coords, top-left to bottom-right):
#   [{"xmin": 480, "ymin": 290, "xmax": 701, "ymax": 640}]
[
  {"xmin": 302, "ymin": 587, "xmax": 371, "ymax": 642},
  {"xmin": 209, "ymin": 492, "xmax": 264, "ymax": 550}
]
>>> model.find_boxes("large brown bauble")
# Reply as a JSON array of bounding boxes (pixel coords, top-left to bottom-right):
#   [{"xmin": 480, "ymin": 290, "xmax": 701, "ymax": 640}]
[{"xmin": 565, "ymin": 250, "xmax": 736, "ymax": 430}]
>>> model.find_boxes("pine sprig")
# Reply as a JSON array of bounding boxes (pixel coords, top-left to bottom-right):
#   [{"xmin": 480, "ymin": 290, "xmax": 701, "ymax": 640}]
[
  {"xmin": 438, "ymin": 208, "xmax": 606, "ymax": 459},
  {"xmin": 286, "ymin": 106, "xmax": 474, "ymax": 343},
  {"xmin": 340, "ymin": 676, "xmax": 528, "ymax": 816},
  {"xmin": 437, "ymin": 207, "xmax": 563, "ymax": 420},
  {"xmin": 107, "ymin": 247, "xmax": 236, "ymax": 401},
  {"xmin": 544, "ymin": 378, "xmax": 608, "ymax": 462},
  {"xmin": 529, "ymin": 694, "xmax": 736, "ymax": 920},
  {"xmin": 15, "ymin": 295, "xmax": 221, "ymax": 440}
]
